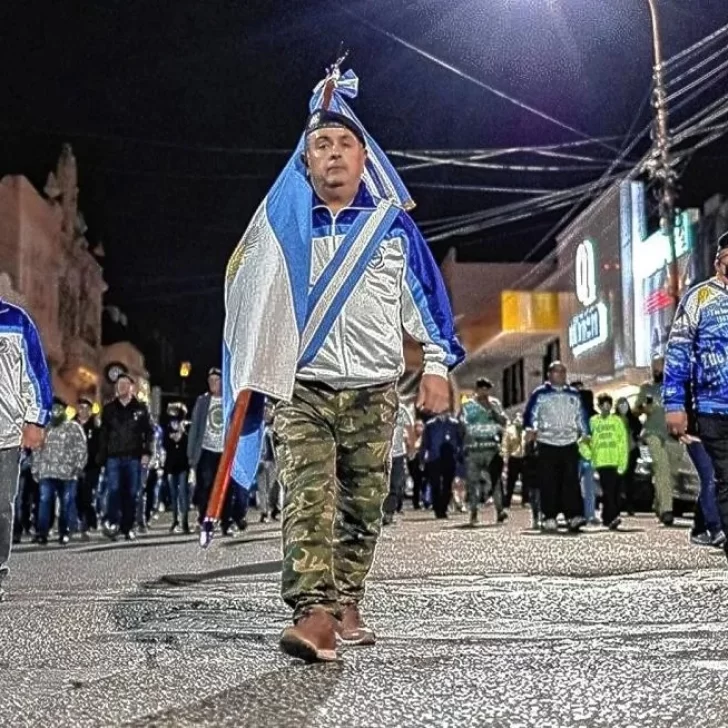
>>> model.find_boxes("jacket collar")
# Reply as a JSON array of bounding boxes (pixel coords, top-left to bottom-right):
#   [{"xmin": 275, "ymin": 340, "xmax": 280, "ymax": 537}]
[{"xmin": 312, "ymin": 182, "xmax": 378, "ymax": 213}]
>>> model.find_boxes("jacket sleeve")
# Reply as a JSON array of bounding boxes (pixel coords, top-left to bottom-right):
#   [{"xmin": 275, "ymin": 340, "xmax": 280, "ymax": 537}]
[
  {"xmin": 523, "ymin": 389, "xmax": 540, "ymax": 430},
  {"xmin": 73, "ymin": 423, "xmax": 88, "ymax": 473},
  {"xmin": 20, "ymin": 311, "xmax": 52, "ymax": 427},
  {"xmin": 663, "ymin": 287, "xmax": 699, "ymax": 413},
  {"xmin": 97, "ymin": 406, "xmax": 110, "ymax": 467},
  {"xmin": 421, "ymin": 420, "xmax": 432, "ymax": 462},
  {"xmin": 187, "ymin": 396, "xmax": 203, "ymax": 466},
  {"xmin": 141, "ymin": 406, "xmax": 154, "ymax": 457},
  {"xmin": 617, "ymin": 418, "xmax": 629, "ymax": 475},
  {"xmin": 398, "ymin": 213, "xmax": 466, "ymax": 378},
  {"xmin": 578, "ymin": 397, "xmax": 591, "ymax": 437}
]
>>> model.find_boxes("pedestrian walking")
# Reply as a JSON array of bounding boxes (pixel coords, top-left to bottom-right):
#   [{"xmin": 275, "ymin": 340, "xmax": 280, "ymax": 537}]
[
  {"xmin": 460, "ymin": 378, "xmax": 508, "ymax": 526},
  {"xmin": 523, "ymin": 361, "xmax": 590, "ymax": 533},
  {"xmin": 664, "ymin": 230, "xmax": 728, "ymax": 559},
  {"xmin": 221, "ymin": 67, "xmax": 463, "ymax": 662},
  {"xmin": 75, "ymin": 397, "xmax": 101, "ymax": 539},
  {"xmin": 164, "ymin": 414, "xmax": 190, "ymax": 534},
  {"xmin": 422, "ymin": 412, "xmax": 465, "ymax": 520},
  {"xmin": 31, "ymin": 398, "xmax": 88, "ymax": 545},
  {"xmin": 580, "ymin": 394, "xmax": 629, "ymax": 530},
  {"xmin": 383, "ymin": 400, "xmax": 414, "ymax": 525},
  {"xmin": 0, "ymin": 300, "xmax": 52, "ymax": 600},
  {"xmin": 98, "ymin": 374, "xmax": 153, "ymax": 541}
]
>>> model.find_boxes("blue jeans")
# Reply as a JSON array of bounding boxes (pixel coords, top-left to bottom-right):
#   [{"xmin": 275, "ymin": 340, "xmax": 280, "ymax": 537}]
[
  {"xmin": 105, "ymin": 457, "xmax": 142, "ymax": 535},
  {"xmin": 38, "ymin": 478, "xmax": 76, "ymax": 539},
  {"xmin": 167, "ymin": 472, "xmax": 190, "ymax": 528},
  {"xmin": 687, "ymin": 441, "xmax": 722, "ymax": 536},
  {"xmin": 580, "ymin": 460, "xmax": 597, "ymax": 520}
]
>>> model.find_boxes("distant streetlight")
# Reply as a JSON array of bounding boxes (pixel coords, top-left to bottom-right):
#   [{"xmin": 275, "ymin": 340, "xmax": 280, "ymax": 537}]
[{"xmin": 179, "ymin": 362, "xmax": 191, "ymax": 379}]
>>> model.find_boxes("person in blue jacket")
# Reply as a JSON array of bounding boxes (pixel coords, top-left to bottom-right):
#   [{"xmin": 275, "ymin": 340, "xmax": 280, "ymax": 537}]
[
  {"xmin": 0, "ymin": 300, "xmax": 53, "ymax": 601},
  {"xmin": 422, "ymin": 411, "xmax": 465, "ymax": 519},
  {"xmin": 663, "ymin": 230, "xmax": 728, "ymax": 559}
]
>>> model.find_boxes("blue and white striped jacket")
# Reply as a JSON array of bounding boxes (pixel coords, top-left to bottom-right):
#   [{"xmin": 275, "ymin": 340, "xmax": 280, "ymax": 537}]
[
  {"xmin": 523, "ymin": 383, "xmax": 590, "ymax": 447},
  {"xmin": 664, "ymin": 278, "xmax": 728, "ymax": 415},
  {"xmin": 0, "ymin": 300, "xmax": 53, "ymax": 449}
]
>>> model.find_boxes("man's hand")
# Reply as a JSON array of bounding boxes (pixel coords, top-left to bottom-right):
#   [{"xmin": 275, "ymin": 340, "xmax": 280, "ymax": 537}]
[
  {"xmin": 666, "ymin": 411, "xmax": 688, "ymax": 439},
  {"xmin": 416, "ymin": 374, "xmax": 450, "ymax": 414},
  {"xmin": 525, "ymin": 429, "xmax": 538, "ymax": 443},
  {"xmin": 141, "ymin": 455, "xmax": 151, "ymax": 468},
  {"xmin": 22, "ymin": 424, "xmax": 45, "ymax": 450}
]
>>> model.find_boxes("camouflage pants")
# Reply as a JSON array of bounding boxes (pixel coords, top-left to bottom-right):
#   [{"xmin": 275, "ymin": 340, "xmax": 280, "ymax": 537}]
[
  {"xmin": 275, "ymin": 381, "xmax": 397, "ymax": 621},
  {"xmin": 465, "ymin": 448, "xmax": 504, "ymax": 514}
]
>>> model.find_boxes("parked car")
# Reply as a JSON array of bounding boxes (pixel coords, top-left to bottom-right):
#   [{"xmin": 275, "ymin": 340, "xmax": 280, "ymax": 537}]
[{"xmin": 632, "ymin": 443, "xmax": 699, "ymax": 517}]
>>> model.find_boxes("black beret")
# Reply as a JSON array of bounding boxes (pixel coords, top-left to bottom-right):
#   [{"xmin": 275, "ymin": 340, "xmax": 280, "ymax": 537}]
[
  {"xmin": 717, "ymin": 230, "xmax": 728, "ymax": 255},
  {"xmin": 77, "ymin": 397, "xmax": 93, "ymax": 407},
  {"xmin": 476, "ymin": 378, "xmax": 493, "ymax": 390},
  {"xmin": 305, "ymin": 109, "xmax": 366, "ymax": 147},
  {"xmin": 116, "ymin": 373, "xmax": 135, "ymax": 384},
  {"xmin": 208, "ymin": 367, "xmax": 222, "ymax": 377},
  {"xmin": 52, "ymin": 397, "xmax": 67, "ymax": 409}
]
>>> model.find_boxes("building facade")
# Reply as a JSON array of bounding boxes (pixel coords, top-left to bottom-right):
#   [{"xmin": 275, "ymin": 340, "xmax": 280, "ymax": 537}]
[{"xmin": 0, "ymin": 145, "xmax": 147, "ymax": 405}]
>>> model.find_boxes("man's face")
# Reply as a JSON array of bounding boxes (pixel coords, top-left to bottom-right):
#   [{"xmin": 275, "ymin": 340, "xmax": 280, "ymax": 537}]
[
  {"xmin": 476, "ymin": 385, "xmax": 491, "ymax": 402},
  {"xmin": 51, "ymin": 404, "xmax": 65, "ymax": 423},
  {"xmin": 514, "ymin": 413, "xmax": 523, "ymax": 427},
  {"xmin": 209, "ymin": 374, "xmax": 222, "ymax": 396},
  {"xmin": 77, "ymin": 403, "xmax": 91, "ymax": 420},
  {"xmin": 549, "ymin": 365, "xmax": 567, "ymax": 387},
  {"xmin": 305, "ymin": 127, "xmax": 366, "ymax": 197},
  {"xmin": 116, "ymin": 378, "xmax": 131, "ymax": 399}
]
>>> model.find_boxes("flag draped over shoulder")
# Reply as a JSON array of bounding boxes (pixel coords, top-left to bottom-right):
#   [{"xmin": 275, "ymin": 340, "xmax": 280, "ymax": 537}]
[{"xmin": 222, "ymin": 68, "xmax": 414, "ymax": 489}]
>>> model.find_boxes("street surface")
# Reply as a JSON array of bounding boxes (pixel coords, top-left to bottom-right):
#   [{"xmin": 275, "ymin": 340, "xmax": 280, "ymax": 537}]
[{"xmin": 1, "ymin": 507, "xmax": 728, "ymax": 728}]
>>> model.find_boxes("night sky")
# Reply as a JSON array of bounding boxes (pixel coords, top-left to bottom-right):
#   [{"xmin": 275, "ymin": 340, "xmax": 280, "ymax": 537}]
[{"xmin": 1, "ymin": 0, "xmax": 727, "ymax": 391}]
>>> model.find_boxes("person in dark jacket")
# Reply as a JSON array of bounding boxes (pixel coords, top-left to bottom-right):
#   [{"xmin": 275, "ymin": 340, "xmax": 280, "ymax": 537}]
[
  {"xmin": 75, "ymin": 398, "xmax": 101, "ymax": 539},
  {"xmin": 422, "ymin": 412, "xmax": 465, "ymax": 519},
  {"xmin": 98, "ymin": 374, "xmax": 153, "ymax": 541},
  {"xmin": 616, "ymin": 397, "xmax": 642, "ymax": 515},
  {"xmin": 164, "ymin": 415, "xmax": 190, "ymax": 534}
]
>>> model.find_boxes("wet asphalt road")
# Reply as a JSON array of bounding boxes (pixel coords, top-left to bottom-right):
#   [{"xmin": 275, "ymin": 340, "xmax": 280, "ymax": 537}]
[{"xmin": 2, "ymin": 507, "xmax": 728, "ymax": 728}]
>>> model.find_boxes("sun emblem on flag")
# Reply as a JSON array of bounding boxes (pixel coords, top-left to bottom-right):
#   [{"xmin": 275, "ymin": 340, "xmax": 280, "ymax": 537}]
[
  {"xmin": 697, "ymin": 285, "xmax": 715, "ymax": 308},
  {"xmin": 225, "ymin": 240, "xmax": 248, "ymax": 283}
]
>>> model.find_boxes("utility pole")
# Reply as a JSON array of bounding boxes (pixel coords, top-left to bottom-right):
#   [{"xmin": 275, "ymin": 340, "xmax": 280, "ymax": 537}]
[{"xmin": 645, "ymin": 0, "xmax": 680, "ymax": 310}]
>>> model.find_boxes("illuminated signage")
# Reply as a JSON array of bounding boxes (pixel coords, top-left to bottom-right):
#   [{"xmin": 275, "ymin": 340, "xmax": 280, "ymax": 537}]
[
  {"xmin": 575, "ymin": 239, "xmax": 597, "ymax": 306},
  {"xmin": 569, "ymin": 238, "xmax": 609, "ymax": 357},
  {"xmin": 568, "ymin": 302, "xmax": 609, "ymax": 357}
]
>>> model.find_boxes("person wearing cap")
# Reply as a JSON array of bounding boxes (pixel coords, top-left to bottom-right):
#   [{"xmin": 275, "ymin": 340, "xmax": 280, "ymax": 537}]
[
  {"xmin": 223, "ymin": 70, "xmax": 463, "ymax": 662},
  {"xmin": 0, "ymin": 299, "xmax": 52, "ymax": 601},
  {"xmin": 75, "ymin": 397, "xmax": 101, "ymax": 540},
  {"xmin": 31, "ymin": 398, "xmax": 88, "ymax": 545},
  {"xmin": 663, "ymin": 229, "xmax": 728, "ymax": 559},
  {"xmin": 523, "ymin": 361, "xmax": 590, "ymax": 533},
  {"xmin": 98, "ymin": 373, "xmax": 153, "ymax": 541},
  {"xmin": 460, "ymin": 378, "xmax": 508, "ymax": 526}
]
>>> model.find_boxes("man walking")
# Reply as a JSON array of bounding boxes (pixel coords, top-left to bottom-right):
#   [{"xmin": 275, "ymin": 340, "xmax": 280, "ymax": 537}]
[
  {"xmin": 422, "ymin": 410, "xmax": 465, "ymax": 520},
  {"xmin": 663, "ymin": 230, "xmax": 728, "ymax": 559},
  {"xmin": 383, "ymin": 400, "xmax": 414, "ymax": 525},
  {"xmin": 0, "ymin": 300, "xmax": 52, "ymax": 600},
  {"xmin": 460, "ymin": 378, "xmax": 508, "ymax": 526},
  {"xmin": 163, "ymin": 413, "xmax": 190, "ymax": 534},
  {"xmin": 636, "ymin": 355, "xmax": 682, "ymax": 526},
  {"xmin": 523, "ymin": 361, "xmax": 590, "ymax": 533},
  {"xmin": 75, "ymin": 397, "xmax": 101, "ymax": 539},
  {"xmin": 188, "ymin": 368, "xmax": 233, "ymax": 530},
  {"xmin": 98, "ymin": 374, "xmax": 153, "ymax": 541},
  {"xmin": 223, "ymin": 67, "xmax": 463, "ymax": 662},
  {"xmin": 32, "ymin": 398, "xmax": 88, "ymax": 545}
]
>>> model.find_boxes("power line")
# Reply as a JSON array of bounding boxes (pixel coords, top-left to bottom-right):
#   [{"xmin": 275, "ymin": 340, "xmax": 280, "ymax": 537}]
[{"xmin": 332, "ymin": 3, "xmax": 621, "ymax": 155}]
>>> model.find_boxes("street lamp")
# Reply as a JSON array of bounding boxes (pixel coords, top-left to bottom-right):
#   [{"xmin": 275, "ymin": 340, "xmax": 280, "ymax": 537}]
[{"xmin": 644, "ymin": 0, "xmax": 680, "ymax": 310}]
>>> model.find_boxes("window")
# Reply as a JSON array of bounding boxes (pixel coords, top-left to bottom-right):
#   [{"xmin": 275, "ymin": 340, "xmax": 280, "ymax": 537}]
[
  {"xmin": 502, "ymin": 358, "xmax": 525, "ymax": 409},
  {"xmin": 542, "ymin": 339, "xmax": 561, "ymax": 382}
]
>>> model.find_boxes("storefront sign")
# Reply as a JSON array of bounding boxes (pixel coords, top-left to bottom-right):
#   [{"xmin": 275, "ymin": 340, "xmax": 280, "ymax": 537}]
[
  {"xmin": 569, "ymin": 238, "xmax": 609, "ymax": 357},
  {"xmin": 568, "ymin": 302, "xmax": 609, "ymax": 357}
]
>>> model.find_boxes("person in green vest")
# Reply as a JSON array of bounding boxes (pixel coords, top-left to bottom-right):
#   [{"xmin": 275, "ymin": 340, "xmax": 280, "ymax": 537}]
[
  {"xmin": 580, "ymin": 393, "xmax": 629, "ymax": 530},
  {"xmin": 460, "ymin": 378, "xmax": 508, "ymax": 526}
]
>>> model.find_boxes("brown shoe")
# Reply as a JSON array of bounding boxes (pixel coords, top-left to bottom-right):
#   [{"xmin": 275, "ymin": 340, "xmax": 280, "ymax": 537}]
[
  {"xmin": 338, "ymin": 604, "xmax": 376, "ymax": 646},
  {"xmin": 279, "ymin": 607, "xmax": 339, "ymax": 663}
]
